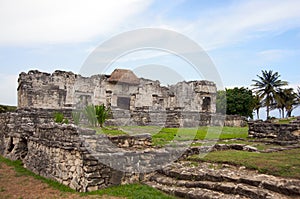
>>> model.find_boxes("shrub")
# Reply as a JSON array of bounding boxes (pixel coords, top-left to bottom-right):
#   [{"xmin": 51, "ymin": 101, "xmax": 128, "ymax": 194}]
[
  {"xmin": 72, "ymin": 111, "xmax": 81, "ymax": 125},
  {"xmin": 83, "ymin": 105, "xmax": 97, "ymax": 127},
  {"xmin": 54, "ymin": 112, "xmax": 69, "ymax": 124},
  {"xmin": 83, "ymin": 104, "xmax": 110, "ymax": 127},
  {"xmin": 95, "ymin": 104, "xmax": 110, "ymax": 127}
]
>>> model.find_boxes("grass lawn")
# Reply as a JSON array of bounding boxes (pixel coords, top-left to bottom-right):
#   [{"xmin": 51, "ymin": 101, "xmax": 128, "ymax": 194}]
[
  {"xmin": 152, "ymin": 126, "xmax": 248, "ymax": 146},
  {"xmin": 84, "ymin": 184, "xmax": 176, "ymax": 199},
  {"xmin": 91, "ymin": 126, "xmax": 248, "ymax": 146},
  {"xmin": 187, "ymin": 148, "xmax": 300, "ymax": 179},
  {"xmin": 0, "ymin": 155, "xmax": 175, "ymax": 199}
]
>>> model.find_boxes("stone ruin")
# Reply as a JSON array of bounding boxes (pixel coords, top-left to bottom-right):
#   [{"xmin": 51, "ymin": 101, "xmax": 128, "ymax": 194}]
[
  {"xmin": 248, "ymin": 117, "xmax": 300, "ymax": 141},
  {"xmin": 17, "ymin": 69, "xmax": 246, "ymax": 127},
  {"xmin": 0, "ymin": 68, "xmax": 249, "ymax": 193},
  {"xmin": 1, "ymin": 69, "xmax": 300, "ymax": 197},
  {"xmin": 18, "ymin": 69, "xmax": 216, "ymax": 112},
  {"xmin": 0, "ymin": 109, "xmax": 156, "ymax": 191}
]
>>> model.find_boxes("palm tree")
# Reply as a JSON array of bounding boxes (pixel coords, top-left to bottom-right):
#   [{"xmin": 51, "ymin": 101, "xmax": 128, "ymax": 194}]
[
  {"xmin": 252, "ymin": 70, "xmax": 288, "ymax": 118},
  {"xmin": 297, "ymin": 86, "xmax": 300, "ymax": 103},
  {"xmin": 253, "ymin": 94, "xmax": 262, "ymax": 119},
  {"xmin": 275, "ymin": 88, "xmax": 296, "ymax": 118}
]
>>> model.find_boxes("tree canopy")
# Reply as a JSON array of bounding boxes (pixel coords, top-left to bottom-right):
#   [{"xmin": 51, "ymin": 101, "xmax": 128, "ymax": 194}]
[
  {"xmin": 216, "ymin": 87, "xmax": 255, "ymax": 118},
  {"xmin": 252, "ymin": 70, "xmax": 288, "ymax": 118}
]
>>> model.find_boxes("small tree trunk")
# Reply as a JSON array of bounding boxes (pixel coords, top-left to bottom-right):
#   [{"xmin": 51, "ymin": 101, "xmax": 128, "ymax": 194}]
[{"xmin": 266, "ymin": 105, "xmax": 270, "ymax": 118}]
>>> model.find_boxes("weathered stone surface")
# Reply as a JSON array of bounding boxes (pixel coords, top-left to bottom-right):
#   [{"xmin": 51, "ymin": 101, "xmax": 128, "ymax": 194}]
[
  {"xmin": 145, "ymin": 161, "xmax": 299, "ymax": 198},
  {"xmin": 18, "ymin": 69, "xmax": 217, "ymax": 112},
  {"xmin": 16, "ymin": 69, "xmax": 246, "ymax": 127},
  {"xmin": 0, "ymin": 110, "xmax": 156, "ymax": 192},
  {"xmin": 248, "ymin": 121, "xmax": 300, "ymax": 141}
]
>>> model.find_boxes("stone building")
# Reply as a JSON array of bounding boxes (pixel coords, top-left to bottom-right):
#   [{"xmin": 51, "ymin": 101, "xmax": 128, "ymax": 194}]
[{"xmin": 17, "ymin": 69, "xmax": 217, "ymax": 113}]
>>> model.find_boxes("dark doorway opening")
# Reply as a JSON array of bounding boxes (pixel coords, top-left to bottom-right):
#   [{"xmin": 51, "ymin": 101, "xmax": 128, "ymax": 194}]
[
  {"xmin": 202, "ymin": 97, "xmax": 211, "ymax": 112},
  {"xmin": 117, "ymin": 97, "xmax": 130, "ymax": 110}
]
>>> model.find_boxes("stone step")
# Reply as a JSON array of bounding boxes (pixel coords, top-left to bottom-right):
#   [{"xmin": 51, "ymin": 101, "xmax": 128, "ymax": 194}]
[
  {"xmin": 145, "ymin": 181, "xmax": 249, "ymax": 199},
  {"xmin": 159, "ymin": 162, "xmax": 300, "ymax": 196},
  {"xmin": 149, "ymin": 173, "xmax": 289, "ymax": 199}
]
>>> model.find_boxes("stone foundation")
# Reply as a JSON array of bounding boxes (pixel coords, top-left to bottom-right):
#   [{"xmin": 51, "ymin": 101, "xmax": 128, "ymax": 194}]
[
  {"xmin": 248, "ymin": 119, "xmax": 300, "ymax": 140},
  {"xmin": 107, "ymin": 108, "xmax": 247, "ymax": 127},
  {"xmin": 0, "ymin": 109, "xmax": 157, "ymax": 192}
]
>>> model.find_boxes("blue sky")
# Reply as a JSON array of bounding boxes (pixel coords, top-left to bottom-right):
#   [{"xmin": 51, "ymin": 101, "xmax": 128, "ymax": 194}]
[{"xmin": 0, "ymin": 0, "xmax": 299, "ymax": 118}]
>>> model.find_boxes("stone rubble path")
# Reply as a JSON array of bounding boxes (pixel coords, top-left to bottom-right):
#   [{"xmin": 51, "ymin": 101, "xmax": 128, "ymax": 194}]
[{"xmin": 144, "ymin": 161, "xmax": 300, "ymax": 199}]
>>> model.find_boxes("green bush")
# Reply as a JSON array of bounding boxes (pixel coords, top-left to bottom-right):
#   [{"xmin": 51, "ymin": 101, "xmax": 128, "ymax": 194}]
[
  {"xmin": 53, "ymin": 112, "xmax": 68, "ymax": 124},
  {"xmin": 83, "ymin": 105, "xmax": 97, "ymax": 127},
  {"xmin": 83, "ymin": 104, "xmax": 110, "ymax": 127},
  {"xmin": 95, "ymin": 104, "xmax": 109, "ymax": 127},
  {"xmin": 72, "ymin": 111, "xmax": 81, "ymax": 125}
]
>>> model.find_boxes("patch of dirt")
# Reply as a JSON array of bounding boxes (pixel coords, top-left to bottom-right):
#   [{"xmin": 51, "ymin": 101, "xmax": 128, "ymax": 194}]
[{"xmin": 0, "ymin": 162, "xmax": 124, "ymax": 199}]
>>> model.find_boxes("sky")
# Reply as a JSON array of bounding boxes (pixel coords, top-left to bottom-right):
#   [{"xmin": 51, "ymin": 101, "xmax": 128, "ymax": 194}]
[{"xmin": 0, "ymin": 0, "xmax": 299, "ymax": 118}]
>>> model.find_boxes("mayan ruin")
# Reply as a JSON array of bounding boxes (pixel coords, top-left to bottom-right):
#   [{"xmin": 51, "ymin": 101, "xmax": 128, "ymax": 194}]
[
  {"xmin": 17, "ymin": 69, "xmax": 216, "ymax": 112},
  {"xmin": 1, "ymin": 1, "xmax": 300, "ymax": 198}
]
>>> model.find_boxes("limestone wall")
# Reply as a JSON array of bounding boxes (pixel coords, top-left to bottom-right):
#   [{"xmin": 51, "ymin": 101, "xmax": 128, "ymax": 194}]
[
  {"xmin": 17, "ymin": 70, "xmax": 217, "ymax": 113},
  {"xmin": 0, "ymin": 109, "xmax": 156, "ymax": 192},
  {"xmin": 0, "ymin": 108, "xmax": 247, "ymax": 192},
  {"xmin": 107, "ymin": 108, "xmax": 247, "ymax": 127},
  {"xmin": 248, "ymin": 119, "xmax": 300, "ymax": 140}
]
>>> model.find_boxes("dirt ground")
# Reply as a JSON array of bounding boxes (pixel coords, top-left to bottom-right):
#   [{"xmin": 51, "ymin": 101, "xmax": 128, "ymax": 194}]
[{"xmin": 0, "ymin": 162, "xmax": 123, "ymax": 199}]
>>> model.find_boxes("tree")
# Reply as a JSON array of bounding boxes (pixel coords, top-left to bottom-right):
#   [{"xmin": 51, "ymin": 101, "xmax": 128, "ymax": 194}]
[
  {"xmin": 253, "ymin": 94, "xmax": 262, "ymax": 119},
  {"xmin": 225, "ymin": 87, "xmax": 255, "ymax": 118},
  {"xmin": 273, "ymin": 88, "xmax": 297, "ymax": 118},
  {"xmin": 283, "ymin": 88, "xmax": 298, "ymax": 117},
  {"xmin": 252, "ymin": 70, "xmax": 288, "ymax": 118},
  {"xmin": 297, "ymin": 86, "xmax": 300, "ymax": 104},
  {"xmin": 216, "ymin": 90, "xmax": 226, "ymax": 114}
]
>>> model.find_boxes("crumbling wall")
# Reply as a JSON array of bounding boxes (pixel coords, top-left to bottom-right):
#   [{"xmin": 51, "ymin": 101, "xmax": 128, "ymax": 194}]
[
  {"xmin": 248, "ymin": 119, "xmax": 300, "ymax": 140},
  {"xmin": 107, "ymin": 108, "xmax": 247, "ymax": 127},
  {"xmin": 17, "ymin": 70, "xmax": 217, "ymax": 113},
  {"xmin": 0, "ymin": 109, "xmax": 155, "ymax": 192}
]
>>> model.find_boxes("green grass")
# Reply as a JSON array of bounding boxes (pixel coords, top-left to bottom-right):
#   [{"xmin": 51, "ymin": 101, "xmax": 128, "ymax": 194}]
[
  {"xmin": 188, "ymin": 148, "xmax": 300, "ymax": 178},
  {"xmin": 85, "ymin": 183, "xmax": 176, "ymax": 199},
  {"xmin": 121, "ymin": 126, "xmax": 163, "ymax": 135},
  {"xmin": 89, "ymin": 126, "xmax": 128, "ymax": 136},
  {"xmin": 84, "ymin": 126, "xmax": 248, "ymax": 146},
  {"xmin": 152, "ymin": 127, "xmax": 248, "ymax": 146},
  {"xmin": 0, "ymin": 156, "xmax": 75, "ymax": 192},
  {"xmin": 277, "ymin": 117, "xmax": 296, "ymax": 124},
  {"xmin": 0, "ymin": 155, "xmax": 175, "ymax": 198}
]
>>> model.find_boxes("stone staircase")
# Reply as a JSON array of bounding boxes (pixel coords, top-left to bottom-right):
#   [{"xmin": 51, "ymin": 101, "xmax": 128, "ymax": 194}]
[{"xmin": 145, "ymin": 161, "xmax": 300, "ymax": 199}]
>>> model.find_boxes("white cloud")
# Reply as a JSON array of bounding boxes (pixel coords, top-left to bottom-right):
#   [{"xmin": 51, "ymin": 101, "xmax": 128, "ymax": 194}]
[
  {"xmin": 284, "ymin": 83, "xmax": 300, "ymax": 91},
  {"xmin": 258, "ymin": 49, "xmax": 296, "ymax": 61},
  {"xmin": 164, "ymin": 0, "xmax": 300, "ymax": 50},
  {"xmin": 0, "ymin": 0, "xmax": 152, "ymax": 45},
  {"xmin": 0, "ymin": 74, "xmax": 18, "ymax": 105}
]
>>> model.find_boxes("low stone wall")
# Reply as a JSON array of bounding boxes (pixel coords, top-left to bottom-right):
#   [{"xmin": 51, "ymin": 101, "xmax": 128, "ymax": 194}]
[
  {"xmin": 107, "ymin": 108, "xmax": 247, "ymax": 127},
  {"xmin": 0, "ymin": 109, "xmax": 158, "ymax": 192},
  {"xmin": 248, "ymin": 119, "xmax": 300, "ymax": 140},
  {"xmin": 11, "ymin": 107, "xmax": 246, "ymax": 128}
]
